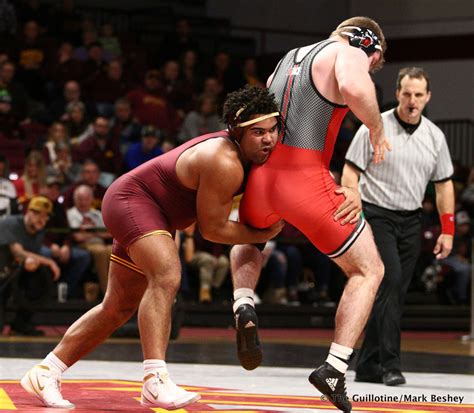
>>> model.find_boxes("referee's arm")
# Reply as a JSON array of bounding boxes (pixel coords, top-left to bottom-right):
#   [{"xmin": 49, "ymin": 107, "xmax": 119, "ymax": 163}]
[{"xmin": 433, "ymin": 179, "xmax": 455, "ymax": 260}]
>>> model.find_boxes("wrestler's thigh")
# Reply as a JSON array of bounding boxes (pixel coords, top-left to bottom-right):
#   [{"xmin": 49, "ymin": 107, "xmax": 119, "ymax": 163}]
[
  {"xmin": 332, "ymin": 223, "xmax": 382, "ymax": 277},
  {"xmin": 275, "ymin": 169, "xmax": 359, "ymax": 254},
  {"xmin": 102, "ymin": 179, "xmax": 171, "ymax": 248},
  {"xmin": 239, "ymin": 165, "xmax": 279, "ymax": 228},
  {"xmin": 102, "ymin": 261, "xmax": 148, "ymax": 309},
  {"xmin": 128, "ymin": 234, "xmax": 181, "ymax": 279}
]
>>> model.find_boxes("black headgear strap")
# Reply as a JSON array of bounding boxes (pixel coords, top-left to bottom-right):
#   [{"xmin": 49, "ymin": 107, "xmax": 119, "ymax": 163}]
[{"xmin": 340, "ymin": 26, "xmax": 382, "ymax": 56}]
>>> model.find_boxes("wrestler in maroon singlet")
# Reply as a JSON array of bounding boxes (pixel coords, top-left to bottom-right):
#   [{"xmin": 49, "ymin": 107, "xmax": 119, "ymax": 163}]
[{"xmin": 102, "ymin": 131, "xmax": 243, "ymax": 274}]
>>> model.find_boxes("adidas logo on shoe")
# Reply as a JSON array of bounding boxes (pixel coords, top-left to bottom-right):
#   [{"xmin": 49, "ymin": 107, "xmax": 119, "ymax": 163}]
[
  {"xmin": 235, "ymin": 304, "xmax": 262, "ymax": 370},
  {"xmin": 326, "ymin": 377, "xmax": 338, "ymax": 391},
  {"xmin": 309, "ymin": 363, "xmax": 352, "ymax": 413}
]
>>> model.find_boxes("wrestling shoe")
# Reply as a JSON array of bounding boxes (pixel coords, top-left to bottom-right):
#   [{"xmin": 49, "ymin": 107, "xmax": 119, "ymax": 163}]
[
  {"xmin": 20, "ymin": 365, "xmax": 75, "ymax": 409},
  {"xmin": 235, "ymin": 304, "xmax": 262, "ymax": 370},
  {"xmin": 141, "ymin": 370, "xmax": 200, "ymax": 409},
  {"xmin": 308, "ymin": 362, "xmax": 352, "ymax": 413}
]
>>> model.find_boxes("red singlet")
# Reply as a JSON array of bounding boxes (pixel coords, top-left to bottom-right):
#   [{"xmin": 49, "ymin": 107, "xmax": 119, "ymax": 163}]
[{"xmin": 240, "ymin": 40, "xmax": 365, "ymax": 257}]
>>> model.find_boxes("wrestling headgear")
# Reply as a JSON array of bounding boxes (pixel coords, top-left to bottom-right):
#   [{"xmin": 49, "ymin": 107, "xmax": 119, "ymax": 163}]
[
  {"xmin": 340, "ymin": 26, "xmax": 382, "ymax": 56},
  {"xmin": 231, "ymin": 106, "xmax": 280, "ymax": 129}
]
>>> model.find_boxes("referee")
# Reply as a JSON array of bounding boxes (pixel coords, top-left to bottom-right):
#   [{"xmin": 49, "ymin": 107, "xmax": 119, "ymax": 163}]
[{"xmin": 342, "ymin": 67, "xmax": 455, "ymax": 386}]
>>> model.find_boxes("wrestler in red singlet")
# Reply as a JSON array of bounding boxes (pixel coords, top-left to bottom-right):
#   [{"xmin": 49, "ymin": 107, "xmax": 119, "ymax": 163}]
[
  {"xmin": 102, "ymin": 131, "xmax": 238, "ymax": 273},
  {"xmin": 239, "ymin": 40, "xmax": 365, "ymax": 257}
]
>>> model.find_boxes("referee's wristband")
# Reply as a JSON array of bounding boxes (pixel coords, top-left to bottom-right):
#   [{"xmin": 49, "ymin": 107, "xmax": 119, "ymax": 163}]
[{"xmin": 440, "ymin": 213, "xmax": 455, "ymax": 235}]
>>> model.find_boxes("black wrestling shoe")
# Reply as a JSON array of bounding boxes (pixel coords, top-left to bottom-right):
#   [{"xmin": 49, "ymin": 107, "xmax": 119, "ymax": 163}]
[
  {"xmin": 308, "ymin": 362, "xmax": 352, "ymax": 413},
  {"xmin": 234, "ymin": 304, "xmax": 262, "ymax": 370}
]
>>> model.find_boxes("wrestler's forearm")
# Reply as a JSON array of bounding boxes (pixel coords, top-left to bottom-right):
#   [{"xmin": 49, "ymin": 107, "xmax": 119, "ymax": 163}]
[
  {"xmin": 341, "ymin": 163, "xmax": 361, "ymax": 189},
  {"xmin": 200, "ymin": 221, "xmax": 276, "ymax": 245}
]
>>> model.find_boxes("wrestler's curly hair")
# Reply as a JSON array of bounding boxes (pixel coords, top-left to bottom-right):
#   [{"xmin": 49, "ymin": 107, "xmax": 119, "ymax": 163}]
[{"xmin": 222, "ymin": 85, "xmax": 279, "ymax": 132}]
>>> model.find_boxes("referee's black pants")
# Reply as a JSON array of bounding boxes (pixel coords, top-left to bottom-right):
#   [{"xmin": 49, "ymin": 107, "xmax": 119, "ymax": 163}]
[{"xmin": 356, "ymin": 202, "xmax": 421, "ymax": 374}]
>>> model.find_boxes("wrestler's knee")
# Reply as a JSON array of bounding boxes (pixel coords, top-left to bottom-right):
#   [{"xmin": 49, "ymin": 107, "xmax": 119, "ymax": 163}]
[
  {"xmin": 371, "ymin": 256, "xmax": 384, "ymax": 286},
  {"xmin": 230, "ymin": 244, "xmax": 262, "ymax": 263},
  {"xmin": 101, "ymin": 300, "xmax": 138, "ymax": 325},
  {"xmin": 147, "ymin": 270, "xmax": 181, "ymax": 296}
]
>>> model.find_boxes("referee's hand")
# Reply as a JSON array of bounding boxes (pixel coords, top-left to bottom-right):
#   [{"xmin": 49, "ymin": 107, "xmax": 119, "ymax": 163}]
[
  {"xmin": 433, "ymin": 234, "xmax": 453, "ymax": 260},
  {"xmin": 334, "ymin": 187, "xmax": 362, "ymax": 225}
]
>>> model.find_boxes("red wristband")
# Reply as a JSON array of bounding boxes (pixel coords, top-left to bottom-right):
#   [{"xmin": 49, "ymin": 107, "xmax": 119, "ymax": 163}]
[{"xmin": 440, "ymin": 213, "xmax": 455, "ymax": 235}]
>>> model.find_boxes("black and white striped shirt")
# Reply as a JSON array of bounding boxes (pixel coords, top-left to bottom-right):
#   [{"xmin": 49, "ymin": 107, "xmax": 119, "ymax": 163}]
[{"xmin": 345, "ymin": 109, "xmax": 453, "ymax": 211}]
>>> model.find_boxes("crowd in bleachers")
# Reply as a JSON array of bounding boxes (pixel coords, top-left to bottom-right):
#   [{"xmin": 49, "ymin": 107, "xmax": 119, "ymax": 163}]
[{"xmin": 0, "ymin": 1, "xmax": 472, "ymax": 335}]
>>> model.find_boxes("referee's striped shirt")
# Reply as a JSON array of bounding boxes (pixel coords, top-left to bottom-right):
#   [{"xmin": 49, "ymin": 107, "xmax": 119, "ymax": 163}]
[{"xmin": 345, "ymin": 109, "xmax": 453, "ymax": 211}]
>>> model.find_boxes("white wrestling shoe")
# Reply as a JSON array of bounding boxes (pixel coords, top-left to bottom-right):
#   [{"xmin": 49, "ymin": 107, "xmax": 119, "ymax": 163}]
[
  {"xmin": 20, "ymin": 365, "xmax": 75, "ymax": 409},
  {"xmin": 141, "ymin": 370, "xmax": 200, "ymax": 410}
]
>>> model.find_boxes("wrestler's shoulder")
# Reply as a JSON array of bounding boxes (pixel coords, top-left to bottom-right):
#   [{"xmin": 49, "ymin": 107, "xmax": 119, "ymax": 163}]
[{"xmin": 194, "ymin": 137, "xmax": 241, "ymax": 168}]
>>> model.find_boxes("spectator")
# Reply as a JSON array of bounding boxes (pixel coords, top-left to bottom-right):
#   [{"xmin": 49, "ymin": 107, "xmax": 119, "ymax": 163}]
[
  {"xmin": 440, "ymin": 211, "xmax": 472, "ymax": 304},
  {"xmin": 460, "ymin": 168, "xmax": 474, "ymax": 216},
  {"xmin": 179, "ymin": 49, "xmax": 202, "ymax": 99},
  {"xmin": 178, "ymin": 94, "xmax": 224, "ymax": 143},
  {"xmin": 45, "ymin": 41, "xmax": 83, "ymax": 96},
  {"xmin": 13, "ymin": 150, "xmax": 47, "ymax": 207},
  {"xmin": 72, "ymin": 116, "xmax": 122, "ymax": 178},
  {"xmin": 80, "ymin": 17, "xmax": 96, "ymax": 34},
  {"xmin": 124, "ymin": 125, "xmax": 163, "ymax": 171},
  {"xmin": 62, "ymin": 159, "xmax": 106, "ymax": 210},
  {"xmin": 126, "ymin": 69, "xmax": 180, "ymax": 139},
  {"xmin": 0, "ymin": 196, "xmax": 60, "ymax": 335},
  {"xmin": 0, "ymin": 60, "xmax": 29, "ymax": 120},
  {"xmin": 41, "ymin": 176, "xmax": 92, "ymax": 299},
  {"xmin": 0, "ymin": 155, "xmax": 17, "ymax": 217},
  {"xmin": 161, "ymin": 59, "xmax": 194, "ymax": 115},
  {"xmin": 109, "ymin": 97, "xmax": 142, "ymax": 153},
  {"xmin": 275, "ymin": 223, "xmax": 325, "ymax": 305},
  {"xmin": 159, "ymin": 18, "xmax": 199, "ymax": 64},
  {"xmin": 84, "ymin": 59, "xmax": 130, "ymax": 117},
  {"xmin": 208, "ymin": 51, "xmax": 245, "ymax": 96},
  {"xmin": 15, "ymin": 20, "xmax": 47, "ymax": 101},
  {"xmin": 67, "ymin": 185, "xmax": 112, "ymax": 293},
  {"xmin": 49, "ymin": 80, "xmax": 95, "ymax": 125},
  {"xmin": 242, "ymin": 57, "xmax": 265, "ymax": 88},
  {"xmin": 0, "ymin": 89, "xmax": 21, "ymax": 139},
  {"xmin": 99, "ymin": 22, "xmax": 121, "ymax": 59},
  {"xmin": 46, "ymin": 143, "xmax": 80, "ymax": 189},
  {"xmin": 43, "ymin": 122, "xmax": 69, "ymax": 163},
  {"xmin": 186, "ymin": 223, "xmax": 230, "ymax": 303},
  {"xmin": 201, "ymin": 76, "xmax": 224, "ymax": 113},
  {"xmin": 64, "ymin": 101, "xmax": 91, "ymax": 144},
  {"xmin": 73, "ymin": 28, "xmax": 99, "ymax": 61},
  {"xmin": 81, "ymin": 42, "xmax": 107, "ymax": 82}
]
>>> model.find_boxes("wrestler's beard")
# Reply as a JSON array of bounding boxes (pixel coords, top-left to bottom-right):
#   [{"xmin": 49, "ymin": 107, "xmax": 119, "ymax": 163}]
[{"xmin": 255, "ymin": 146, "xmax": 273, "ymax": 164}]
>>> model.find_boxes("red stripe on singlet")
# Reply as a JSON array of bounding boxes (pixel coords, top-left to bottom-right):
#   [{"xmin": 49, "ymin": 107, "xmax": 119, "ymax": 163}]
[
  {"xmin": 322, "ymin": 107, "xmax": 349, "ymax": 165},
  {"xmin": 278, "ymin": 64, "xmax": 299, "ymax": 141}
]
